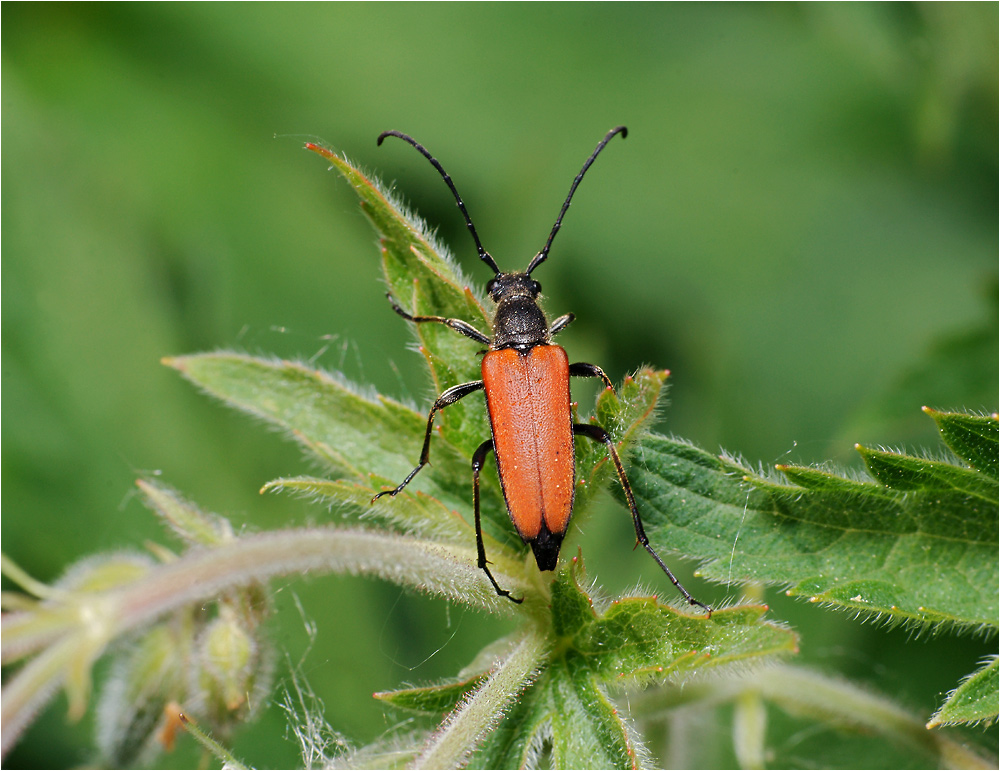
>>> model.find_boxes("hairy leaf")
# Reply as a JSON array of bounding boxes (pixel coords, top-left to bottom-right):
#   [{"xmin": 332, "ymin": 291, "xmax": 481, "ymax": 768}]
[
  {"xmin": 164, "ymin": 353, "xmax": 476, "ymax": 512},
  {"xmin": 928, "ymin": 656, "xmax": 999, "ymax": 728},
  {"xmin": 624, "ymin": 410, "xmax": 998, "ymax": 631},
  {"xmin": 377, "ymin": 560, "xmax": 797, "ymax": 769},
  {"xmin": 306, "ymin": 142, "xmax": 491, "ymax": 454}
]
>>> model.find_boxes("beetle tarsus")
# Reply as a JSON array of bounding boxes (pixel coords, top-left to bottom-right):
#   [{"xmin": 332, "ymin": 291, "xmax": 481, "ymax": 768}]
[
  {"xmin": 569, "ymin": 361, "xmax": 615, "ymax": 391},
  {"xmin": 479, "ymin": 559, "xmax": 523, "ymax": 604}
]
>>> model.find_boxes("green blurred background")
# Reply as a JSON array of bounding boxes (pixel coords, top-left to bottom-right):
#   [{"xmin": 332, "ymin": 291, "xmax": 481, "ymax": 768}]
[{"xmin": 3, "ymin": 3, "xmax": 996, "ymax": 767}]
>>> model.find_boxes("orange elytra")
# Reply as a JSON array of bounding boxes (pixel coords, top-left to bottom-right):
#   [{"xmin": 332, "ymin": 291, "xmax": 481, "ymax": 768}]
[{"xmin": 371, "ymin": 127, "xmax": 709, "ymax": 612}]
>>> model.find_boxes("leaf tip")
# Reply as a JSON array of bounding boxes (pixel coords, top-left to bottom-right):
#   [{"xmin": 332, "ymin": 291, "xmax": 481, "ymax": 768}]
[{"xmin": 305, "ymin": 141, "xmax": 336, "ymax": 162}]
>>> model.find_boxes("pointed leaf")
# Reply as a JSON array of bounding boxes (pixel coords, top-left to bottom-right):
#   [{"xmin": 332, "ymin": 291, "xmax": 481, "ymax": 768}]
[
  {"xmin": 137, "ymin": 478, "xmax": 232, "ymax": 546},
  {"xmin": 549, "ymin": 659, "xmax": 641, "ymax": 770},
  {"xmin": 261, "ymin": 476, "xmax": 473, "ymax": 544},
  {"xmin": 927, "ymin": 656, "xmax": 999, "ymax": 728},
  {"xmin": 553, "ymin": 561, "xmax": 798, "ymax": 682},
  {"xmin": 466, "ymin": 681, "xmax": 552, "ymax": 769},
  {"xmin": 306, "ymin": 142, "xmax": 490, "ymax": 453},
  {"xmin": 165, "ymin": 353, "xmax": 474, "ymax": 506},
  {"xmin": 572, "ymin": 368, "xmax": 667, "ymax": 517},
  {"xmin": 856, "ymin": 445, "xmax": 997, "ymax": 501},
  {"xmin": 923, "ymin": 407, "xmax": 998, "ymax": 477},
  {"xmin": 624, "ymin": 414, "xmax": 998, "ymax": 630},
  {"xmin": 375, "ymin": 674, "xmax": 488, "ymax": 716}
]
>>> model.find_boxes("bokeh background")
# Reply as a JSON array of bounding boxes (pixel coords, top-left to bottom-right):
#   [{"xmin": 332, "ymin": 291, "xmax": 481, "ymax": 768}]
[{"xmin": 3, "ymin": 4, "xmax": 997, "ymax": 767}]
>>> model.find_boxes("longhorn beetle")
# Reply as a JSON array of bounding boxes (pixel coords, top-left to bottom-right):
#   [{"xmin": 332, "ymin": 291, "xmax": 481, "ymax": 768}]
[{"xmin": 373, "ymin": 126, "xmax": 709, "ymax": 613}]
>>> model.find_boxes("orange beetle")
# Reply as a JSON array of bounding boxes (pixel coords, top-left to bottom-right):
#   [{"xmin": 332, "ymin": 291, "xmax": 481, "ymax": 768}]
[{"xmin": 373, "ymin": 127, "xmax": 708, "ymax": 612}]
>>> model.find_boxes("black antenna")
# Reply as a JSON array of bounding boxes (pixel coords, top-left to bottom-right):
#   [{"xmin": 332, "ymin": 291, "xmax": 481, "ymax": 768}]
[
  {"xmin": 525, "ymin": 125, "xmax": 627, "ymax": 276},
  {"xmin": 378, "ymin": 131, "xmax": 501, "ymax": 276}
]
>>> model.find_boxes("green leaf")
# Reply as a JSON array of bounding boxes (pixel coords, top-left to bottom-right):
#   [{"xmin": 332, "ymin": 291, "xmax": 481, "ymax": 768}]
[
  {"xmin": 548, "ymin": 656, "xmax": 641, "ymax": 770},
  {"xmin": 624, "ymin": 410, "xmax": 999, "ymax": 631},
  {"xmin": 376, "ymin": 674, "xmax": 488, "ymax": 716},
  {"xmin": 411, "ymin": 631, "xmax": 548, "ymax": 770},
  {"xmin": 261, "ymin": 476, "xmax": 474, "ymax": 545},
  {"xmin": 136, "ymin": 478, "xmax": 232, "ymax": 546},
  {"xmin": 378, "ymin": 561, "xmax": 797, "ymax": 769},
  {"xmin": 306, "ymin": 142, "xmax": 491, "ymax": 455},
  {"xmin": 464, "ymin": 679, "xmax": 552, "ymax": 770},
  {"xmin": 164, "ymin": 353, "xmax": 475, "ymax": 509},
  {"xmin": 923, "ymin": 407, "xmax": 999, "ymax": 477},
  {"xmin": 855, "ymin": 444, "xmax": 997, "ymax": 501},
  {"xmin": 575, "ymin": 368, "xmax": 669, "ymax": 514},
  {"xmin": 928, "ymin": 656, "xmax": 999, "ymax": 728}
]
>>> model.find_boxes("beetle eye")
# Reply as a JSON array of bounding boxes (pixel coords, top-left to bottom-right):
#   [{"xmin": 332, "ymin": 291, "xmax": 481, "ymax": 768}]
[
  {"xmin": 486, "ymin": 278, "xmax": 497, "ymax": 295},
  {"xmin": 531, "ymin": 280, "xmax": 542, "ymax": 295}
]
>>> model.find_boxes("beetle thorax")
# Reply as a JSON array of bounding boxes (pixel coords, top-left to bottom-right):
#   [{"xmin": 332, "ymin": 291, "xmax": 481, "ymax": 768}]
[{"xmin": 488, "ymin": 273, "xmax": 550, "ymax": 351}]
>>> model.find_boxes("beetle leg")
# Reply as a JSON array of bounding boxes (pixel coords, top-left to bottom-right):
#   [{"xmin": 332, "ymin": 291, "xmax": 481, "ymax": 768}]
[
  {"xmin": 472, "ymin": 439, "xmax": 523, "ymax": 604},
  {"xmin": 573, "ymin": 423, "xmax": 711, "ymax": 615},
  {"xmin": 568, "ymin": 361, "xmax": 615, "ymax": 391},
  {"xmin": 386, "ymin": 293, "xmax": 491, "ymax": 345},
  {"xmin": 549, "ymin": 313, "xmax": 575, "ymax": 337},
  {"xmin": 372, "ymin": 380, "xmax": 485, "ymax": 501}
]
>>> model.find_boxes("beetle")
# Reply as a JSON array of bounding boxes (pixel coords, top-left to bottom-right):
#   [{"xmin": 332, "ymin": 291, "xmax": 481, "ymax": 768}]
[{"xmin": 372, "ymin": 126, "xmax": 708, "ymax": 612}]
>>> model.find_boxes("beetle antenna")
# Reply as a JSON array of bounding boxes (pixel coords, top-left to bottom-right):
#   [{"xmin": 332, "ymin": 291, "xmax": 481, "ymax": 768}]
[
  {"xmin": 378, "ymin": 131, "xmax": 501, "ymax": 276},
  {"xmin": 526, "ymin": 125, "xmax": 627, "ymax": 276}
]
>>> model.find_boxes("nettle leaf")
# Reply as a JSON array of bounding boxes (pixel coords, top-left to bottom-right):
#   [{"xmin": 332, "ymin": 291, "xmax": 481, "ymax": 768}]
[
  {"xmin": 261, "ymin": 476, "xmax": 475, "ymax": 545},
  {"xmin": 165, "ymin": 353, "xmax": 472, "ymax": 512},
  {"xmin": 923, "ymin": 407, "xmax": 998, "ymax": 477},
  {"xmin": 379, "ymin": 561, "xmax": 797, "ymax": 769},
  {"xmin": 623, "ymin": 410, "xmax": 998, "ymax": 632},
  {"xmin": 377, "ymin": 674, "xmax": 489, "ymax": 716},
  {"xmin": 928, "ymin": 655, "xmax": 999, "ymax": 728},
  {"xmin": 136, "ymin": 478, "xmax": 232, "ymax": 547},
  {"xmin": 306, "ymin": 142, "xmax": 490, "ymax": 455}
]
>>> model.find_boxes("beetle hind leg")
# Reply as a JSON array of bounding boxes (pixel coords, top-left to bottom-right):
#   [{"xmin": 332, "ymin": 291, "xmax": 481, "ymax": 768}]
[{"xmin": 573, "ymin": 423, "xmax": 711, "ymax": 615}]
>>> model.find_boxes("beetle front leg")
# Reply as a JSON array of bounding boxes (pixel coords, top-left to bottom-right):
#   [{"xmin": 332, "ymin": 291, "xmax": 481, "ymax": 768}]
[
  {"xmin": 385, "ymin": 292, "xmax": 491, "ymax": 345},
  {"xmin": 549, "ymin": 313, "xmax": 575, "ymax": 337},
  {"xmin": 472, "ymin": 439, "xmax": 522, "ymax": 604},
  {"xmin": 372, "ymin": 380, "xmax": 485, "ymax": 502},
  {"xmin": 573, "ymin": 423, "xmax": 711, "ymax": 615}
]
